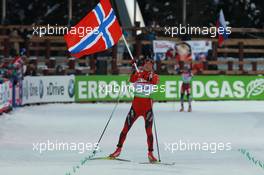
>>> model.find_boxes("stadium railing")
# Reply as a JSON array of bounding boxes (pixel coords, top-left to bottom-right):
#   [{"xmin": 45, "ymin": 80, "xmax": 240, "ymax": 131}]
[{"xmin": 0, "ymin": 25, "xmax": 263, "ymax": 75}]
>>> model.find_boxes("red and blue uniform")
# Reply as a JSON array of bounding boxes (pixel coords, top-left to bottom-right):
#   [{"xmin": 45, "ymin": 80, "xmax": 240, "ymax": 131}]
[
  {"xmin": 116, "ymin": 70, "xmax": 159, "ymax": 152},
  {"xmin": 181, "ymin": 71, "xmax": 192, "ymax": 94},
  {"xmin": 180, "ymin": 68, "xmax": 193, "ymax": 112}
]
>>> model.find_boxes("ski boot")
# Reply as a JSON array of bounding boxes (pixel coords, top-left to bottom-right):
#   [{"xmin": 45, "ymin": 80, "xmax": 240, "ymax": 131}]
[
  {"xmin": 188, "ymin": 106, "xmax": 192, "ymax": 112},
  {"xmin": 148, "ymin": 151, "xmax": 158, "ymax": 163},
  {"xmin": 109, "ymin": 147, "xmax": 122, "ymax": 158},
  {"xmin": 179, "ymin": 107, "xmax": 184, "ymax": 112},
  {"xmin": 179, "ymin": 103, "xmax": 184, "ymax": 112}
]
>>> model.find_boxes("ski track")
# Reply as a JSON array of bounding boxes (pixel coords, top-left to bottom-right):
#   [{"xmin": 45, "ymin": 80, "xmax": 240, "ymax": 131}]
[{"xmin": 0, "ymin": 101, "xmax": 264, "ymax": 175}]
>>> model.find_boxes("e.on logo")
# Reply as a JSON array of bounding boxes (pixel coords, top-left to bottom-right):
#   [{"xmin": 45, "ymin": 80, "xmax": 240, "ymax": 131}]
[
  {"xmin": 164, "ymin": 80, "xmax": 246, "ymax": 99},
  {"xmin": 192, "ymin": 80, "xmax": 246, "ymax": 99},
  {"xmin": 246, "ymin": 79, "xmax": 264, "ymax": 98}
]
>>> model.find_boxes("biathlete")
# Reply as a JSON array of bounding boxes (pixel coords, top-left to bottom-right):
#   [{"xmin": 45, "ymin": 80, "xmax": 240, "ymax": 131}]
[
  {"xmin": 109, "ymin": 59, "xmax": 159, "ymax": 162},
  {"xmin": 179, "ymin": 65, "xmax": 193, "ymax": 112}
]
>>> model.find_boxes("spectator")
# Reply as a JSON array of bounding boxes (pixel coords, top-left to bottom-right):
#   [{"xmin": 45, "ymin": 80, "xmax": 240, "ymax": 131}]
[
  {"xmin": 165, "ymin": 46, "xmax": 178, "ymax": 74},
  {"xmin": 55, "ymin": 65, "xmax": 65, "ymax": 75},
  {"xmin": 192, "ymin": 53, "xmax": 206, "ymax": 74},
  {"xmin": 9, "ymin": 29, "xmax": 20, "ymax": 56},
  {"xmin": 25, "ymin": 64, "xmax": 37, "ymax": 76}
]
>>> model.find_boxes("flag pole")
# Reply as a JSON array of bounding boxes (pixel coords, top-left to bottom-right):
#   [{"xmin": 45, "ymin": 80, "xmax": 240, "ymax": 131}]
[{"xmin": 122, "ymin": 34, "xmax": 139, "ymax": 72}]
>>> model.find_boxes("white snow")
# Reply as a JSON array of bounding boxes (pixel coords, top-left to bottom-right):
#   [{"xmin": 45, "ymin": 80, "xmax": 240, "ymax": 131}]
[{"xmin": 0, "ymin": 101, "xmax": 264, "ymax": 175}]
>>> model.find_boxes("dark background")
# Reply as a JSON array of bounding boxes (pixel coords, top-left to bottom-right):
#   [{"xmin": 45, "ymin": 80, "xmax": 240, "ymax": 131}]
[{"xmin": 1, "ymin": 0, "xmax": 263, "ymax": 28}]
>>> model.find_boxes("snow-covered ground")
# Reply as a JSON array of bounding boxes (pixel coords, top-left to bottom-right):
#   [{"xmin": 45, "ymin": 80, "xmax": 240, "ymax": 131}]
[{"xmin": 0, "ymin": 101, "xmax": 264, "ymax": 175}]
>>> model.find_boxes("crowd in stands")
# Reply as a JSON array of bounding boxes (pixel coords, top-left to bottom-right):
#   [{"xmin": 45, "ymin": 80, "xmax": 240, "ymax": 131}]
[
  {"xmin": 5, "ymin": 0, "xmax": 263, "ymax": 28},
  {"xmin": 0, "ymin": 55, "xmax": 25, "ymax": 83}
]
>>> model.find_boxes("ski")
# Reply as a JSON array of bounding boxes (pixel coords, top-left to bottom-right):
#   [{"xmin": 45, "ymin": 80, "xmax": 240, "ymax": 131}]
[
  {"xmin": 91, "ymin": 156, "xmax": 175, "ymax": 165},
  {"xmin": 139, "ymin": 161, "xmax": 175, "ymax": 166},
  {"xmin": 91, "ymin": 156, "xmax": 131, "ymax": 162}
]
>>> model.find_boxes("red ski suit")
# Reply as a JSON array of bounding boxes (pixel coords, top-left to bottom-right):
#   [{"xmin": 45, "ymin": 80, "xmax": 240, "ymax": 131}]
[{"xmin": 116, "ymin": 70, "xmax": 159, "ymax": 151}]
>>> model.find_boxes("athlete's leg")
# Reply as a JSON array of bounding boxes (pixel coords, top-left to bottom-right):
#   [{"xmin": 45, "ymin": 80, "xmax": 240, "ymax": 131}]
[
  {"xmin": 180, "ymin": 84, "xmax": 185, "ymax": 111},
  {"xmin": 144, "ymin": 109, "xmax": 154, "ymax": 152},
  {"xmin": 110, "ymin": 106, "xmax": 138, "ymax": 158},
  {"xmin": 186, "ymin": 85, "xmax": 192, "ymax": 112},
  {"xmin": 144, "ymin": 109, "xmax": 158, "ymax": 162},
  {"xmin": 116, "ymin": 107, "xmax": 138, "ymax": 148},
  {"xmin": 180, "ymin": 93, "xmax": 184, "ymax": 108},
  {"xmin": 187, "ymin": 93, "xmax": 191, "ymax": 106}
]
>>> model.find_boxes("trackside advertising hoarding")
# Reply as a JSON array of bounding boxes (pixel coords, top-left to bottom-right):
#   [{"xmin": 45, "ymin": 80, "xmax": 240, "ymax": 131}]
[
  {"xmin": 22, "ymin": 76, "xmax": 75, "ymax": 104},
  {"xmin": 0, "ymin": 80, "xmax": 12, "ymax": 112},
  {"xmin": 75, "ymin": 76, "xmax": 264, "ymax": 101}
]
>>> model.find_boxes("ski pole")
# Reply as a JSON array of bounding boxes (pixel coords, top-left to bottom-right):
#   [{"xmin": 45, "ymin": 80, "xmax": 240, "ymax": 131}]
[
  {"xmin": 151, "ymin": 100, "xmax": 161, "ymax": 162},
  {"xmin": 153, "ymin": 114, "xmax": 161, "ymax": 162},
  {"xmin": 122, "ymin": 34, "xmax": 139, "ymax": 72},
  {"xmin": 65, "ymin": 90, "xmax": 123, "ymax": 175},
  {"xmin": 93, "ymin": 88, "xmax": 123, "ymax": 154}
]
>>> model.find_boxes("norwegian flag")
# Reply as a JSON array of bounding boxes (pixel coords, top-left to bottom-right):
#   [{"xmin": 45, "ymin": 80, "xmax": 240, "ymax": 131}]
[{"xmin": 64, "ymin": 0, "xmax": 122, "ymax": 58}]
